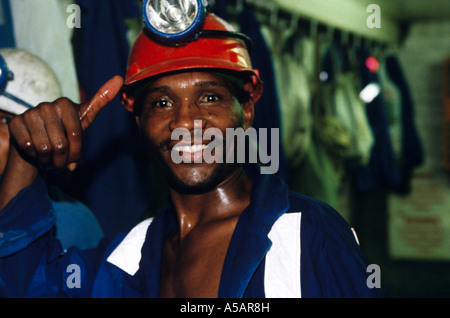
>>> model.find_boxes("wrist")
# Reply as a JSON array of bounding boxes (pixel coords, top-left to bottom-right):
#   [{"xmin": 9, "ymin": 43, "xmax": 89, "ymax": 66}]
[{"xmin": 0, "ymin": 145, "xmax": 39, "ymax": 210}]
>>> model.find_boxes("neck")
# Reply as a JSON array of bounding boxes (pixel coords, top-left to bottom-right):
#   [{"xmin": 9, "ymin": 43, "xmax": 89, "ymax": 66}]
[{"xmin": 169, "ymin": 167, "xmax": 253, "ymax": 238}]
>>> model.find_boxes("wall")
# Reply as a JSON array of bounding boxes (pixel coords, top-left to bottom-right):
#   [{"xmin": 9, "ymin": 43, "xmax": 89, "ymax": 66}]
[
  {"xmin": 370, "ymin": 19, "xmax": 450, "ymax": 297},
  {"xmin": 397, "ymin": 20, "xmax": 450, "ymax": 174},
  {"xmin": 391, "ymin": 20, "xmax": 450, "ymax": 262}
]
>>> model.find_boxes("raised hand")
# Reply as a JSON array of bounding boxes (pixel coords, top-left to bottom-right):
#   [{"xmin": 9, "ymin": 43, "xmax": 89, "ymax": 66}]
[{"xmin": 0, "ymin": 75, "xmax": 123, "ymax": 210}]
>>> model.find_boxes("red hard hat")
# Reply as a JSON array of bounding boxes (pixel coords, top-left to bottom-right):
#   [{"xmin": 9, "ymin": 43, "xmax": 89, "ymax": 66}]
[{"xmin": 121, "ymin": 13, "xmax": 263, "ymax": 112}]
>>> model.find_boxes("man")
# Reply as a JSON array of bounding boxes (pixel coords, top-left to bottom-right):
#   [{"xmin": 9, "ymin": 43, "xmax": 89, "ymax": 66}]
[
  {"xmin": 0, "ymin": 48, "xmax": 103, "ymax": 253},
  {"xmin": 0, "ymin": 14, "xmax": 380, "ymax": 297}
]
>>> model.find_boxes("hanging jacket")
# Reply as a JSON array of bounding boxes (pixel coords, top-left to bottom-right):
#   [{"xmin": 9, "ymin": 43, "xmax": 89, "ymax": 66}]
[
  {"xmin": 384, "ymin": 55, "xmax": 425, "ymax": 194},
  {"xmin": 238, "ymin": 9, "xmax": 290, "ymax": 182},
  {"xmin": 287, "ymin": 39, "xmax": 344, "ymax": 207},
  {"xmin": 262, "ymin": 24, "xmax": 313, "ymax": 168},
  {"xmin": 212, "ymin": 3, "xmax": 290, "ymax": 182},
  {"xmin": 353, "ymin": 48, "xmax": 402, "ymax": 192}
]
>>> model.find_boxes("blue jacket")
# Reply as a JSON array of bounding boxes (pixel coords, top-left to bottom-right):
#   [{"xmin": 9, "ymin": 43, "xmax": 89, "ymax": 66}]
[{"xmin": 0, "ymin": 172, "xmax": 381, "ymax": 297}]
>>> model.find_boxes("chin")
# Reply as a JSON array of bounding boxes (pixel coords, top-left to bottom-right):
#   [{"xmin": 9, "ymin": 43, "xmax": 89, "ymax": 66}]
[
  {"xmin": 166, "ymin": 162, "xmax": 232, "ymax": 195},
  {"xmin": 153, "ymin": 148, "xmax": 238, "ymax": 194}
]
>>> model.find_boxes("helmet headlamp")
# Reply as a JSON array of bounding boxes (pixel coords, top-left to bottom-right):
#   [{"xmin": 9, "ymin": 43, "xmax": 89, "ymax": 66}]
[
  {"xmin": 142, "ymin": 0, "xmax": 208, "ymax": 44},
  {"xmin": 141, "ymin": 0, "xmax": 252, "ymax": 50}
]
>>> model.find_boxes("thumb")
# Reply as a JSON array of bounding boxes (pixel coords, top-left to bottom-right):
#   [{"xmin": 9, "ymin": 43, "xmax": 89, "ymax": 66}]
[{"xmin": 78, "ymin": 75, "xmax": 124, "ymax": 130}]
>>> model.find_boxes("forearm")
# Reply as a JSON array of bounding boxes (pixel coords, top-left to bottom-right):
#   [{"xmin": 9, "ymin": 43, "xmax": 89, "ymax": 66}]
[{"xmin": 0, "ymin": 145, "xmax": 39, "ymax": 211}]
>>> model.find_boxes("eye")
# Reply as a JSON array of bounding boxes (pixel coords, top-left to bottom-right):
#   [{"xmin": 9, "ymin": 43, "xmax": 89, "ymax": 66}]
[
  {"xmin": 0, "ymin": 116, "xmax": 11, "ymax": 125},
  {"xmin": 201, "ymin": 93, "xmax": 221, "ymax": 103},
  {"xmin": 152, "ymin": 98, "xmax": 173, "ymax": 109}
]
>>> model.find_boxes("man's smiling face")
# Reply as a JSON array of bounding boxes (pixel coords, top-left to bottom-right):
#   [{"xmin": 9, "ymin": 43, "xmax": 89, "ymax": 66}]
[{"xmin": 135, "ymin": 71, "xmax": 254, "ymax": 194}]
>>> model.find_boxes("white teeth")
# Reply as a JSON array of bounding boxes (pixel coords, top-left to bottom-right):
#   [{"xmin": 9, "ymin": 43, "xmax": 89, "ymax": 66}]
[{"xmin": 173, "ymin": 144, "xmax": 207, "ymax": 153}]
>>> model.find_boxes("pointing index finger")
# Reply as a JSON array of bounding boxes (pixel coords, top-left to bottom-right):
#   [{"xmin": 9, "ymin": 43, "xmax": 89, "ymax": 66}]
[{"xmin": 79, "ymin": 75, "xmax": 124, "ymax": 130}]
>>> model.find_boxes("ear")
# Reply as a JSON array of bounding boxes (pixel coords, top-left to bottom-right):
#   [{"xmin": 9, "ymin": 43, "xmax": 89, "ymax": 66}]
[
  {"xmin": 121, "ymin": 91, "xmax": 135, "ymax": 113},
  {"xmin": 242, "ymin": 76, "xmax": 262, "ymax": 130},
  {"xmin": 243, "ymin": 75, "xmax": 264, "ymax": 104},
  {"xmin": 242, "ymin": 100, "xmax": 255, "ymax": 130}
]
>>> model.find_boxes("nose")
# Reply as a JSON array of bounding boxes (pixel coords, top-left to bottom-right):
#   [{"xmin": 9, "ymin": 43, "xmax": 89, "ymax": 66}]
[{"xmin": 169, "ymin": 101, "xmax": 206, "ymax": 133}]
